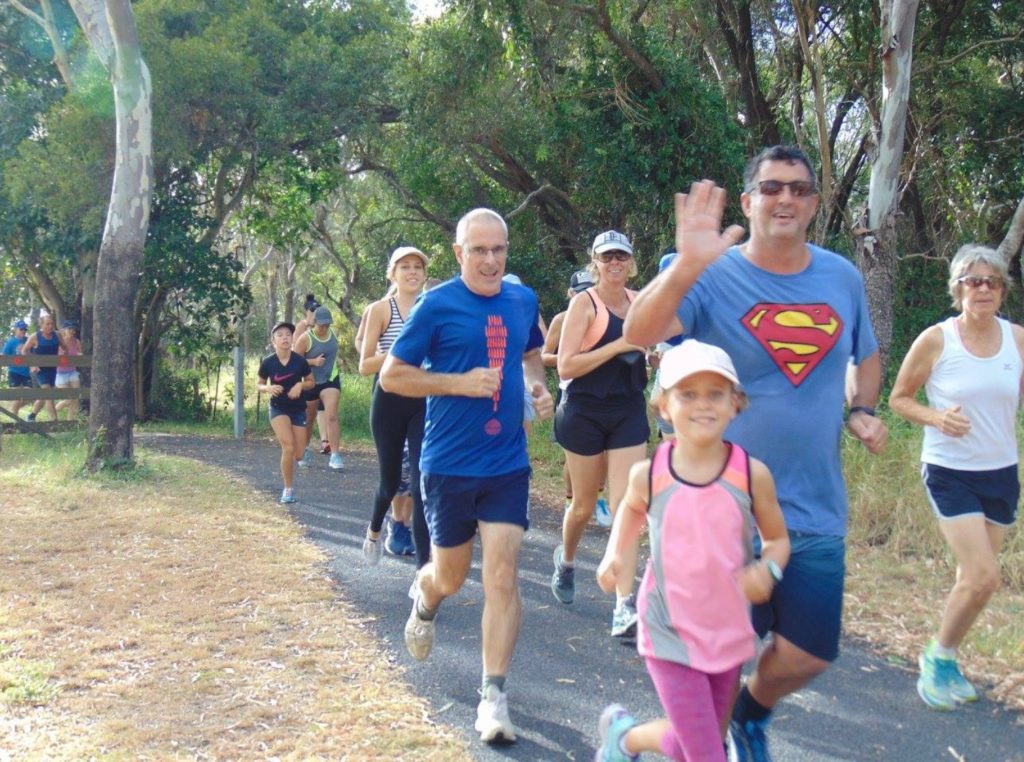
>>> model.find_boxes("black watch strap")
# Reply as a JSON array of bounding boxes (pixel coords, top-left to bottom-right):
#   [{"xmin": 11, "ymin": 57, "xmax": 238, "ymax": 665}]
[{"xmin": 847, "ymin": 405, "xmax": 876, "ymax": 420}]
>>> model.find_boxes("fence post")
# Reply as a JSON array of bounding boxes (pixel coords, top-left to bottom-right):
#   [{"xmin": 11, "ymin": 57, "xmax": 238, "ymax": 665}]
[{"xmin": 233, "ymin": 344, "xmax": 245, "ymax": 439}]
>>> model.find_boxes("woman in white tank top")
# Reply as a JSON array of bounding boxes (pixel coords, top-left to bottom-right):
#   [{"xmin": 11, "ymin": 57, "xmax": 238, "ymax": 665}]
[{"xmin": 890, "ymin": 244, "xmax": 1024, "ymax": 711}]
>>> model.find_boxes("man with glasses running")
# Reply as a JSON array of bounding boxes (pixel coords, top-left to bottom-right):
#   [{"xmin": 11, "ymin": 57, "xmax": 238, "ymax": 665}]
[
  {"xmin": 381, "ymin": 207, "xmax": 553, "ymax": 745},
  {"xmin": 625, "ymin": 145, "xmax": 888, "ymax": 761}
]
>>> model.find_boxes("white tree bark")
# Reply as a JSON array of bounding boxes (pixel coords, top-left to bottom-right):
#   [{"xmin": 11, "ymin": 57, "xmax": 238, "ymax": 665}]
[
  {"xmin": 68, "ymin": 0, "xmax": 152, "ymax": 468},
  {"xmin": 998, "ymin": 193, "xmax": 1024, "ymax": 265},
  {"xmin": 855, "ymin": 0, "xmax": 920, "ymax": 374},
  {"xmin": 7, "ymin": 0, "xmax": 74, "ymax": 89}
]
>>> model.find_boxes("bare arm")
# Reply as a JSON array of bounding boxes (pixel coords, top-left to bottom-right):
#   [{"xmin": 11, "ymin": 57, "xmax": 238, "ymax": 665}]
[
  {"xmin": 21, "ymin": 334, "xmax": 37, "ymax": 354},
  {"xmin": 596, "ymin": 459, "xmax": 651, "ymax": 594},
  {"xmin": 523, "ymin": 347, "xmax": 553, "ymax": 421},
  {"xmin": 358, "ymin": 300, "xmax": 388, "ymax": 376},
  {"xmin": 541, "ymin": 311, "xmax": 565, "ymax": 368},
  {"xmin": 557, "ymin": 293, "xmax": 642, "ymax": 380},
  {"xmin": 845, "ymin": 351, "xmax": 888, "ymax": 453},
  {"xmin": 380, "ymin": 353, "xmax": 501, "ymax": 399},
  {"xmin": 739, "ymin": 459, "xmax": 790, "ymax": 605},
  {"xmin": 353, "ymin": 306, "xmax": 370, "ymax": 353},
  {"xmin": 888, "ymin": 324, "xmax": 971, "ymax": 438},
  {"xmin": 624, "ymin": 181, "xmax": 745, "ymax": 346}
]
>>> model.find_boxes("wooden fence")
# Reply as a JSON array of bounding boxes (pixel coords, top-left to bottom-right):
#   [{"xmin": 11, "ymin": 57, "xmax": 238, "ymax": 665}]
[{"xmin": 0, "ymin": 353, "xmax": 91, "ymax": 436}]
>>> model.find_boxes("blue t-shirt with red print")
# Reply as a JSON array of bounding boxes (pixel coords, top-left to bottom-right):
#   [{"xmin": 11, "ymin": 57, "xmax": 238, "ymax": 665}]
[{"xmin": 390, "ymin": 277, "xmax": 543, "ymax": 477}]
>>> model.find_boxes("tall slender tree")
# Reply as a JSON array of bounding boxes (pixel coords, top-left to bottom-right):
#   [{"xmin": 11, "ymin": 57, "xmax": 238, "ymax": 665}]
[{"xmin": 69, "ymin": 0, "xmax": 152, "ymax": 468}]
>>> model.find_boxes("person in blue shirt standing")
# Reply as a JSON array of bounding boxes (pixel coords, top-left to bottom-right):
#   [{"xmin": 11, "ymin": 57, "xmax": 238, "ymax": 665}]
[
  {"xmin": 3, "ymin": 320, "xmax": 32, "ymax": 417},
  {"xmin": 381, "ymin": 208, "xmax": 553, "ymax": 746},
  {"xmin": 625, "ymin": 145, "xmax": 888, "ymax": 761}
]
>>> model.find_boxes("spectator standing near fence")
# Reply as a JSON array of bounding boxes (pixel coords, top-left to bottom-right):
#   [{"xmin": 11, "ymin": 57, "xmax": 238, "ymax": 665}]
[
  {"xmin": 21, "ymin": 313, "xmax": 65, "ymax": 422},
  {"xmin": 3, "ymin": 320, "xmax": 31, "ymax": 417},
  {"xmin": 55, "ymin": 320, "xmax": 82, "ymax": 421}
]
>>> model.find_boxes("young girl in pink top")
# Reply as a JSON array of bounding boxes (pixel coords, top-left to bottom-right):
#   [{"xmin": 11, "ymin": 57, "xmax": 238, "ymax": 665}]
[{"xmin": 595, "ymin": 339, "xmax": 790, "ymax": 762}]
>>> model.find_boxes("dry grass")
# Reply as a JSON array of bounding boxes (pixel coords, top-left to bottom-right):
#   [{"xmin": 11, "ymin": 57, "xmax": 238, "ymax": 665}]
[{"xmin": 0, "ymin": 434, "xmax": 467, "ymax": 760}]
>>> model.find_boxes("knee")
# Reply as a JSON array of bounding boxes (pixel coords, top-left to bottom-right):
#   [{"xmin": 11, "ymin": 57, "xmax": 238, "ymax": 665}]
[
  {"xmin": 483, "ymin": 562, "xmax": 519, "ymax": 600},
  {"xmin": 962, "ymin": 564, "xmax": 1001, "ymax": 600},
  {"xmin": 432, "ymin": 572, "xmax": 464, "ymax": 599},
  {"xmin": 763, "ymin": 638, "xmax": 830, "ymax": 684}
]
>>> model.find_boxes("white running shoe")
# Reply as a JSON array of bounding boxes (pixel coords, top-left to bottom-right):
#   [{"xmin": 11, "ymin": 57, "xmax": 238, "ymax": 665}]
[
  {"xmin": 361, "ymin": 530, "xmax": 382, "ymax": 566},
  {"xmin": 328, "ymin": 452, "xmax": 344, "ymax": 470},
  {"xmin": 404, "ymin": 590, "xmax": 435, "ymax": 661},
  {"xmin": 475, "ymin": 684, "xmax": 516, "ymax": 744}
]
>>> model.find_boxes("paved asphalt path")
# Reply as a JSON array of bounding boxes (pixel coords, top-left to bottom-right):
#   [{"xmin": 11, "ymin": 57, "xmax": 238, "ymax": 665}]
[{"xmin": 140, "ymin": 434, "xmax": 1024, "ymax": 761}]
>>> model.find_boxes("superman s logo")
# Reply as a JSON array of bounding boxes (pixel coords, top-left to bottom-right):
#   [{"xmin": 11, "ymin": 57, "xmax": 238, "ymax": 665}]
[{"xmin": 741, "ymin": 304, "xmax": 843, "ymax": 386}]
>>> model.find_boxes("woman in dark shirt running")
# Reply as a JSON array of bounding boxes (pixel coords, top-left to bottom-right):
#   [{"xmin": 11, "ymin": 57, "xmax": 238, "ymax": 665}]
[{"xmin": 257, "ymin": 322, "xmax": 314, "ymax": 504}]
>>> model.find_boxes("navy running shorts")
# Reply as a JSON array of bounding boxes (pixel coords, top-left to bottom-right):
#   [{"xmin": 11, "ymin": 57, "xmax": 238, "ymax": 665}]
[
  {"xmin": 270, "ymin": 407, "xmax": 307, "ymax": 427},
  {"xmin": 8, "ymin": 373, "xmax": 32, "ymax": 388},
  {"xmin": 554, "ymin": 393, "xmax": 650, "ymax": 456},
  {"xmin": 421, "ymin": 467, "xmax": 531, "ymax": 548},
  {"xmin": 752, "ymin": 532, "xmax": 846, "ymax": 662},
  {"xmin": 922, "ymin": 462, "xmax": 1019, "ymax": 527}
]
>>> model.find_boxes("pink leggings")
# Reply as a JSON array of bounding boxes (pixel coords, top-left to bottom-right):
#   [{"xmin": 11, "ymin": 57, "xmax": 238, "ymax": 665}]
[{"xmin": 645, "ymin": 656, "xmax": 741, "ymax": 761}]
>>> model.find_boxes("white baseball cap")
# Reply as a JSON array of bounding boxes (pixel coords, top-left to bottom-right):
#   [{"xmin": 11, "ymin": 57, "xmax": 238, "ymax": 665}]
[
  {"xmin": 388, "ymin": 246, "xmax": 429, "ymax": 273},
  {"xmin": 659, "ymin": 339, "xmax": 740, "ymax": 389},
  {"xmin": 591, "ymin": 230, "xmax": 633, "ymax": 256}
]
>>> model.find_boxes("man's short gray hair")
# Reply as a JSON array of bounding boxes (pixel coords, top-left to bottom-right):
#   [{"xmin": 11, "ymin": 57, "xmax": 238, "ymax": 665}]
[
  {"xmin": 455, "ymin": 208, "xmax": 508, "ymax": 246},
  {"xmin": 948, "ymin": 243, "xmax": 1011, "ymax": 310}
]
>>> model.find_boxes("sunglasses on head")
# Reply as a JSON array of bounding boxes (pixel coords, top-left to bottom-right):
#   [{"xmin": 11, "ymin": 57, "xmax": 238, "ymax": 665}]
[
  {"xmin": 595, "ymin": 250, "xmax": 632, "ymax": 263},
  {"xmin": 749, "ymin": 179, "xmax": 818, "ymax": 197},
  {"xmin": 958, "ymin": 274, "xmax": 1004, "ymax": 290}
]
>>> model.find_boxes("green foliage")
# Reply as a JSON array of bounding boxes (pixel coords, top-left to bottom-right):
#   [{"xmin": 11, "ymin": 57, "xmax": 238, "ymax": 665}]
[{"xmin": 148, "ymin": 364, "xmax": 211, "ymax": 422}]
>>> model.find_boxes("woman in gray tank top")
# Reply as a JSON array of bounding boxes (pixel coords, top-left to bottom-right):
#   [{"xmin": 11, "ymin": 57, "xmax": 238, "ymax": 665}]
[{"xmin": 294, "ymin": 305, "xmax": 344, "ymax": 471}]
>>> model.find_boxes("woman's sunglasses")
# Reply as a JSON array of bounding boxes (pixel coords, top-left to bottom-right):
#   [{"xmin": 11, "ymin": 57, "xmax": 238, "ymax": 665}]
[
  {"xmin": 594, "ymin": 251, "xmax": 633, "ymax": 263},
  {"xmin": 958, "ymin": 275, "xmax": 1004, "ymax": 290}
]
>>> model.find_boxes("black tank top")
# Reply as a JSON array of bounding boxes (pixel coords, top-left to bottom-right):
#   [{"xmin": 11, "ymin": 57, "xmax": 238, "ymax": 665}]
[{"xmin": 567, "ymin": 294, "xmax": 647, "ymax": 401}]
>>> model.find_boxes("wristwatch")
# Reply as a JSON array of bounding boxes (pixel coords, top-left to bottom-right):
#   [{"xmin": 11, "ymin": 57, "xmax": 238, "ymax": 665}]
[
  {"xmin": 846, "ymin": 405, "xmax": 876, "ymax": 420},
  {"xmin": 764, "ymin": 559, "xmax": 784, "ymax": 584}
]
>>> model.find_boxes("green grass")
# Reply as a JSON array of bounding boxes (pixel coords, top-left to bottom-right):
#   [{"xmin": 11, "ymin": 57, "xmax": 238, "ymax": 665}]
[{"xmin": 0, "ymin": 658, "xmax": 59, "ymax": 706}]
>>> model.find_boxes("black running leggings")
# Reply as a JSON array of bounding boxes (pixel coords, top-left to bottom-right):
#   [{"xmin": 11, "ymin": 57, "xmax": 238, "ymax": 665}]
[{"xmin": 369, "ymin": 379, "xmax": 428, "ymax": 568}]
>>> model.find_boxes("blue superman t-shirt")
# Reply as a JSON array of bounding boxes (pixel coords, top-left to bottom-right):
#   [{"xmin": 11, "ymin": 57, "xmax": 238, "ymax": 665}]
[
  {"xmin": 675, "ymin": 245, "xmax": 877, "ymax": 536},
  {"xmin": 389, "ymin": 277, "xmax": 544, "ymax": 477}
]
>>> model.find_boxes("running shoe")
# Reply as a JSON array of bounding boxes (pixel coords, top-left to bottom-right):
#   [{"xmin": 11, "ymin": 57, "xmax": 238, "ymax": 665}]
[
  {"xmin": 319, "ymin": 439, "xmax": 331, "ymax": 454},
  {"xmin": 297, "ymin": 446, "xmax": 313, "ymax": 468},
  {"xmin": 475, "ymin": 684, "xmax": 516, "ymax": 744},
  {"xmin": 610, "ymin": 595, "xmax": 638, "ymax": 638},
  {"xmin": 551, "ymin": 544, "xmax": 575, "ymax": 604},
  {"xmin": 279, "ymin": 487, "xmax": 296, "ymax": 504},
  {"xmin": 917, "ymin": 642, "xmax": 963, "ymax": 710},
  {"xmin": 594, "ymin": 497, "xmax": 612, "ymax": 528},
  {"xmin": 395, "ymin": 522, "xmax": 416, "ymax": 556},
  {"xmin": 728, "ymin": 717, "xmax": 773, "ymax": 762},
  {"xmin": 385, "ymin": 520, "xmax": 404, "ymax": 556},
  {"xmin": 404, "ymin": 589, "xmax": 435, "ymax": 661},
  {"xmin": 595, "ymin": 703, "xmax": 639, "ymax": 762},
  {"xmin": 362, "ymin": 531, "xmax": 382, "ymax": 566},
  {"xmin": 26, "ymin": 413, "xmax": 36, "ymax": 422},
  {"xmin": 328, "ymin": 452, "xmax": 344, "ymax": 471}
]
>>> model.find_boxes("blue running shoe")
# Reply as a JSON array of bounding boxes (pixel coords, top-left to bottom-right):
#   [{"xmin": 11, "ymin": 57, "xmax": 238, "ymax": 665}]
[
  {"xmin": 279, "ymin": 487, "xmax": 296, "ymax": 504},
  {"xmin": 728, "ymin": 717, "xmax": 773, "ymax": 762},
  {"xmin": 551, "ymin": 544, "xmax": 575, "ymax": 604},
  {"xmin": 595, "ymin": 704, "xmax": 638, "ymax": 762},
  {"xmin": 594, "ymin": 498, "xmax": 612, "ymax": 528}
]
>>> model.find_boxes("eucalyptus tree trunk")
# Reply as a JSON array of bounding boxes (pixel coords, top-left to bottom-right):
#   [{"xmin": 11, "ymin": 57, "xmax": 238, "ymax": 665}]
[
  {"xmin": 854, "ymin": 0, "xmax": 919, "ymax": 376},
  {"xmin": 70, "ymin": 0, "xmax": 153, "ymax": 469}
]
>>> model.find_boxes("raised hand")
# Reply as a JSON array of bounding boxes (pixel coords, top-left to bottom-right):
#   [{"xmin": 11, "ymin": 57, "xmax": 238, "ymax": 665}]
[{"xmin": 674, "ymin": 180, "xmax": 746, "ymax": 269}]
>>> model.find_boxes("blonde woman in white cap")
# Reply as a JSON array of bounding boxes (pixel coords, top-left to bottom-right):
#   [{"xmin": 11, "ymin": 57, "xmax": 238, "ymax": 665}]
[
  {"xmin": 594, "ymin": 340, "xmax": 788, "ymax": 762},
  {"xmin": 359, "ymin": 246, "xmax": 430, "ymax": 567},
  {"xmin": 552, "ymin": 230, "xmax": 651, "ymax": 637}
]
